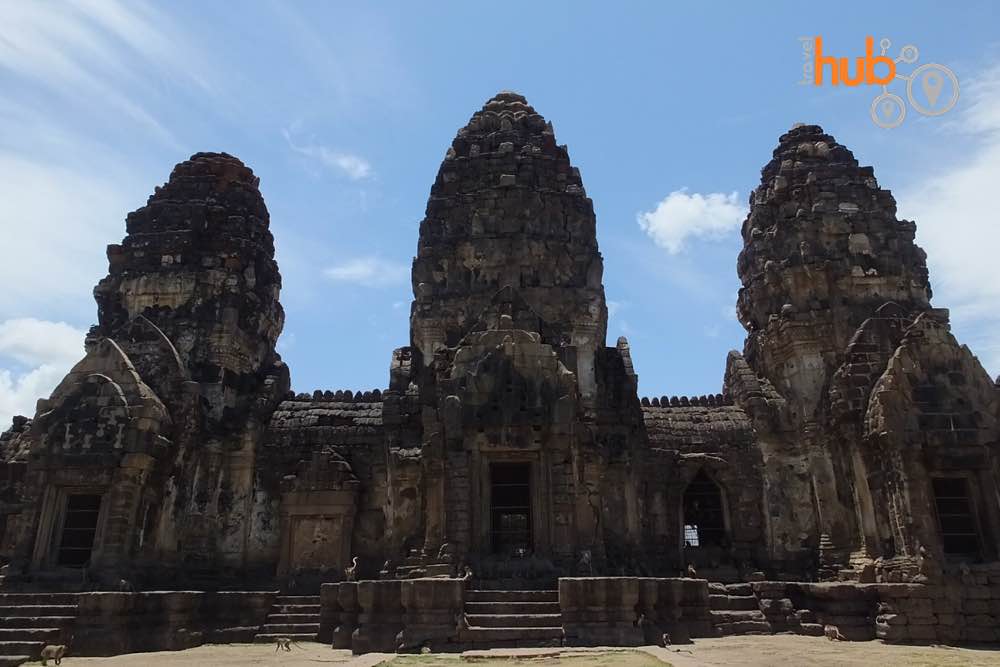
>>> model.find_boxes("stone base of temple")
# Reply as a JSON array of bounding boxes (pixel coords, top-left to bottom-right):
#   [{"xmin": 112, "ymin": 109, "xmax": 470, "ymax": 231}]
[{"xmin": 3, "ymin": 570, "xmax": 1000, "ymax": 663}]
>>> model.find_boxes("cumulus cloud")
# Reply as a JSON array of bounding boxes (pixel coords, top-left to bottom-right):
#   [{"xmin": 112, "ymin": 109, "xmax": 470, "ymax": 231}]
[
  {"xmin": 323, "ymin": 257, "xmax": 409, "ymax": 287},
  {"xmin": 0, "ymin": 318, "xmax": 87, "ymax": 428},
  {"xmin": 897, "ymin": 64, "xmax": 1000, "ymax": 373},
  {"xmin": 637, "ymin": 189, "xmax": 747, "ymax": 253},
  {"xmin": 283, "ymin": 128, "xmax": 372, "ymax": 180}
]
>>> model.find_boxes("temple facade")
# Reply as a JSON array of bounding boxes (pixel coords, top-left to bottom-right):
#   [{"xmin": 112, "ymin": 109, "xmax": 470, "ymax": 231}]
[{"xmin": 2, "ymin": 92, "xmax": 998, "ymax": 592}]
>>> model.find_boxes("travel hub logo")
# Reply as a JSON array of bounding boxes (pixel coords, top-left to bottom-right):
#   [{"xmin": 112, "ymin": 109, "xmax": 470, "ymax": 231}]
[{"xmin": 799, "ymin": 36, "xmax": 959, "ymax": 129}]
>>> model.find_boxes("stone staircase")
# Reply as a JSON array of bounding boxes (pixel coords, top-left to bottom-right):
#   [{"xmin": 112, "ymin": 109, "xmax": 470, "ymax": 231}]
[
  {"xmin": 708, "ymin": 583, "xmax": 827, "ymax": 638},
  {"xmin": 460, "ymin": 589, "xmax": 563, "ymax": 647},
  {"xmin": 0, "ymin": 593, "xmax": 78, "ymax": 667},
  {"xmin": 393, "ymin": 549, "xmax": 454, "ymax": 579},
  {"xmin": 253, "ymin": 595, "xmax": 320, "ymax": 644},
  {"xmin": 708, "ymin": 583, "xmax": 770, "ymax": 635}
]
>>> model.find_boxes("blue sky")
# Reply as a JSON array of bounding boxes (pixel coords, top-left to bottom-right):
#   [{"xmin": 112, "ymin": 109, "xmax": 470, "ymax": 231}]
[{"xmin": 1, "ymin": 1, "xmax": 999, "ymax": 425}]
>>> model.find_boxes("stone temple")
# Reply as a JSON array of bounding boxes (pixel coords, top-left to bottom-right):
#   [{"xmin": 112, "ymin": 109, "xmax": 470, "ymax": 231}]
[{"xmin": 2, "ymin": 92, "xmax": 1000, "ymax": 656}]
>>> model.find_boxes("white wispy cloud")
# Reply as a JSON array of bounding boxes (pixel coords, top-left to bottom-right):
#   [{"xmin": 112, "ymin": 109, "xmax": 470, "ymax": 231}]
[
  {"xmin": 0, "ymin": 145, "xmax": 145, "ymax": 319},
  {"xmin": 323, "ymin": 257, "xmax": 409, "ymax": 287},
  {"xmin": 0, "ymin": 1, "xmax": 211, "ymax": 147},
  {"xmin": 898, "ymin": 64, "xmax": 1000, "ymax": 374},
  {"xmin": 0, "ymin": 318, "xmax": 87, "ymax": 428},
  {"xmin": 637, "ymin": 189, "xmax": 747, "ymax": 253},
  {"xmin": 283, "ymin": 128, "xmax": 373, "ymax": 180}
]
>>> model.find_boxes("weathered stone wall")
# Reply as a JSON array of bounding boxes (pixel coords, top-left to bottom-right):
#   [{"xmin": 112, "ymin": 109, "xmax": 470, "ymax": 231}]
[
  {"xmin": 73, "ymin": 590, "xmax": 276, "ymax": 655},
  {"xmin": 738, "ymin": 574, "xmax": 1000, "ymax": 644},
  {"xmin": 321, "ymin": 578, "xmax": 464, "ymax": 653},
  {"xmin": 0, "ymin": 154, "xmax": 291, "ymax": 588},
  {"xmin": 1, "ymin": 94, "xmax": 999, "ymax": 617},
  {"xmin": 559, "ymin": 577, "xmax": 711, "ymax": 646},
  {"xmin": 641, "ymin": 402, "xmax": 765, "ymax": 574}
]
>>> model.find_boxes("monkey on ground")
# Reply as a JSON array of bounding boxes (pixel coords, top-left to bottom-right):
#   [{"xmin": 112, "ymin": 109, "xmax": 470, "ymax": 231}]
[
  {"xmin": 824, "ymin": 624, "xmax": 846, "ymax": 641},
  {"xmin": 274, "ymin": 637, "xmax": 300, "ymax": 652},
  {"xmin": 40, "ymin": 644, "xmax": 67, "ymax": 665}
]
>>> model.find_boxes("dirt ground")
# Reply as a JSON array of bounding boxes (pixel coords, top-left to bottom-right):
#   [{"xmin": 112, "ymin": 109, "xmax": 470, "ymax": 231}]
[
  {"xmin": 655, "ymin": 634, "xmax": 1000, "ymax": 667},
  {"xmin": 388, "ymin": 651, "xmax": 663, "ymax": 666},
  {"xmin": 37, "ymin": 636, "xmax": 1000, "ymax": 667}
]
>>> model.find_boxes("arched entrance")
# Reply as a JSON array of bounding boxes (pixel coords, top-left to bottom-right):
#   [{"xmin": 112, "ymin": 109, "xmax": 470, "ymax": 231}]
[{"xmin": 683, "ymin": 469, "xmax": 726, "ymax": 552}]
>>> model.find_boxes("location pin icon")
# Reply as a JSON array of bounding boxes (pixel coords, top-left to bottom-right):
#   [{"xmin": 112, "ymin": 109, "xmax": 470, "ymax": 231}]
[{"xmin": 923, "ymin": 71, "xmax": 944, "ymax": 107}]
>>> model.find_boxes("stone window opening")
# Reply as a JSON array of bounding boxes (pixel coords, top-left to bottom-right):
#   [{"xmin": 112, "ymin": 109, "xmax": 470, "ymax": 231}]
[
  {"xmin": 56, "ymin": 494, "xmax": 103, "ymax": 567},
  {"xmin": 932, "ymin": 477, "xmax": 981, "ymax": 558},
  {"xmin": 683, "ymin": 470, "xmax": 726, "ymax": 549}
]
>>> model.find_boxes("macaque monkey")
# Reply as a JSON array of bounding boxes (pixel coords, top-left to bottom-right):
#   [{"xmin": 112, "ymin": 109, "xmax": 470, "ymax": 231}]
[{"xmin": 40, "ymin": 644, "xmax": 67, "ymax": 665}]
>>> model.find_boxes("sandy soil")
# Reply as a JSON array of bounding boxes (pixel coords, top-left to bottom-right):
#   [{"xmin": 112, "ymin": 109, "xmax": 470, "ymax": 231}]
[
  {"xmin": 32, "ymin": 636, "xmax": 1000, "ymax": 667},
  {"xmin": 389, "ymin": 651, "xmax": 663, "ymax": 666},
  {"xmin": 39, "ymin": 642, "xmax": 363, "ymax": 666},
  {"xmin": 653, "ymin": 634, "xmax": 1000, "ymax": 667}
]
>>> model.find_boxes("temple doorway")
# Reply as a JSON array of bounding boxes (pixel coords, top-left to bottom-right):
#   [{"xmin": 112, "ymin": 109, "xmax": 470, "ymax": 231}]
[
  {"xmin": 683, "ymin": 470, "xmax": 726, "ymax": 549},
  {"xmin": 57, "ymin": 494, "xmax": 102, "ymax": 567},
  {"xmin": 490, "ymin": 462, "xmax": 532, "ymax": 555},
  {"xmin": 932, "ymin": 477, "xmax": 981, "ymax": 558}
]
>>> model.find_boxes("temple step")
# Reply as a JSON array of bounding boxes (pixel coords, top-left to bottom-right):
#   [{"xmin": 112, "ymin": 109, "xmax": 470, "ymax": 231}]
[
  {"xmin": 266, "ymin": 613, "xmax": 319, "ymax": 624},
  {"xmin": 256, "ymin": 594, "xmax": 320, "ymax": 643},
  {"xmin": 709, "ymin": 594, "xmax": 759, "ymax": 611},
  {"xmin": 0, "ymin": 605, "xmax": 77, "ymax": 616},
  {"xmin": 275, "ymin": 595, "xmax": 320, "ymax": 605},
  {"xmin": 0, "ymin": 644, "xmax": 43, "ymax": 660},
  {"xmin": 465, "ymin": 601, "xmax": 560, "ymax": 615},
  {"xmin": 0, "ymin": 629, "xmax": 61, "ymax": 642},
  {"xmin": 0, "ymin": 616, "xmax": 75, "ymax": 629},
  {"xmin": 0, "ymin": 656, "xmax": 31, "ymax": 667},
  {"xmin": 0, "ymin": 594, "xmax": 78, "ymax": 606},
  {"xmin": 710, "ymin": 609, "xmax": 766, "ymax": 623},
  {"xmin": 269, "ymin": 603, "xmax": 320, "ymax": 614},
  {"xmin": 466, "ymin": 613, "xmax": 562, "ymax": 628},
  {"xmin": 0, "ymin": 595, "xmax": 77, "ymax": 661},
  {"xmin": 460, "ymin": 626, "xmax": 564, "ymax": 642},
  {"xmin": 259, "ymin": 623, "xmax": 320, "ymax": 635},
  {"xmin": 462, "ymin": 589, "xmax": 562, "ymax": 646},
  {"xmin": 467, "ymin": 589, "xmax": 558, "ymax": 603},
  {"xmin": 254, "ymin": 633, "xmax": 317, "ymax": 643}
]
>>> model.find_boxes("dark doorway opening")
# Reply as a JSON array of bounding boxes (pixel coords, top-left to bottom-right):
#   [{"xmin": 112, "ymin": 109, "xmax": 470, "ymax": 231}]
[
  {"xmin": 491, "ymin": 463, "xmax": 532, "ymax": 555},
  {"xmin": 932, "ymin": 477, "xmax": 981, "ymax": 557},
  {"xmin": 57, "ymin": 494, "xmax": 102, "ymax": 567},
  {"xmin": 683, "ymin": 470, "xmax": 725, "ymax": 548}
]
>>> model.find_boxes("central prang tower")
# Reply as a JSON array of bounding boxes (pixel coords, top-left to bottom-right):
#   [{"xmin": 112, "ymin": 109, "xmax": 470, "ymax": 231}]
[
  {"xmin": 385, "ymin": 92, "xmax": 644, "ymax": 576},
  {"xmin": 409, "ymin": 91, "xmax": 608, "ymax": 401}
]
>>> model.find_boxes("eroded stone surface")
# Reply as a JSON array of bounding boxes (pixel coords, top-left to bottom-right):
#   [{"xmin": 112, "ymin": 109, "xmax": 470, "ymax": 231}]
[{"xmin": 0, "ymin": 103, "xmax": 998, "ymax": 617}]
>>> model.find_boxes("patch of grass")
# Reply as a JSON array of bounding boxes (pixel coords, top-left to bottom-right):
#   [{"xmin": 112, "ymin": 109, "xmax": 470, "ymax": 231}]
[{"xmin": 386, "ymin": 650, "xmax": 669, "ymax": 667}]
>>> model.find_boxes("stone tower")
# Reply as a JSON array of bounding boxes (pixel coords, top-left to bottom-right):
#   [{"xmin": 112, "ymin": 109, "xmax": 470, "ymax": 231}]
[
  {"xmin": 410, "ymin": 91, "xmax": 608, "ymax": 402},
  {"xmin": 2, "ymin": 153, "xmax": 289, "ymax": 582},
  {"xmin": 93, "ymin": 152, "xmax": 287, "ymax": 436},
  {"xmin": 730, "ymin": 124, "xmax": 932, "ymax": 567},
  {"xmin": 389, "ymin": 92, "xmax": 642, "ymax": 575}
]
